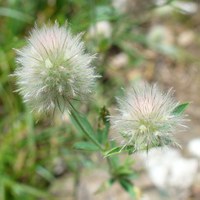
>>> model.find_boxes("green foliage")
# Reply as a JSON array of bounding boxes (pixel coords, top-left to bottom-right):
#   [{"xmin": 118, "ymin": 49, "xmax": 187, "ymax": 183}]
[
  {"xmin": 0, "ymin": 7, "xmax": 32, "ymax": 22},
  {"xmin": 69, "ymin": 105, "xmax": 140, "ymax": 198},
  {"xmin": 119, "ymin": 179, "xmax": 136, "ymax": 198},
  {"xmin": 172, "ymin": 103, "xmax": 189, "ymax": 115},
  {"xmin": 104, "ymin": 146, "xmax": 135, "ymax": 157},
  {"xmin": 97, "ymin": 106, "xmax": 110, "ymax": 144},
  {"xmin": 109, "ymin": 157, "xmax": 138, "ymax": 198},
  {"xmin": 69, "ymin": 103, "xmax": 103, "ymax": 151},
  {"xmin": 73, "ymin": 141, "xmax": 99, "ymax": 151},
  {"xmin": 94, "ymin": 5, "xmax": 119, "ymax": 22},
  {"xmin": 0, "ymin": 0, "xmax": 191, "ymax": 199}
]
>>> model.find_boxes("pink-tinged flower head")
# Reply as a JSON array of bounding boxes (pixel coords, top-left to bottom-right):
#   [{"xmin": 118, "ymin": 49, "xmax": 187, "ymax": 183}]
[
  {"xmin": 111, "ymin": 82, "xmax": 186, "ymax": 151},
  {"xmin": 14, "ymin": 22, "xmax": 98, "ymax": 113}
]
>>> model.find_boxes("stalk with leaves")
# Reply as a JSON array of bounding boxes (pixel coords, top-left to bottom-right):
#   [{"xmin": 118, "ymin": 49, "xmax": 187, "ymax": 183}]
[{"xmin": 13, "ymin": 22, "xmax": 188, "ymax": 199}]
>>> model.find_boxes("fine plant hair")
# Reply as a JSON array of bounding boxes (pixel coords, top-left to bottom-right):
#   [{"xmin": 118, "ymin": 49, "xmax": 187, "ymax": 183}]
[
  {"xmin": 111, "ymin": 82, "xmax": 187, "ymax": 152},
  {"xmin": 14, "ymin": 22, "xmax": 99, "ymax": 114},
  {"xmin": 13, "ymin": 22, "xmax": 189, "ymax": 199}
]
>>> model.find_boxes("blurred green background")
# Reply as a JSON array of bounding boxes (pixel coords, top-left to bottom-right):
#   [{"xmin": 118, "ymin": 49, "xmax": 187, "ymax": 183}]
[{"xmin": 0, "ymin": 0, "xmax": 200, "ymax": 199}]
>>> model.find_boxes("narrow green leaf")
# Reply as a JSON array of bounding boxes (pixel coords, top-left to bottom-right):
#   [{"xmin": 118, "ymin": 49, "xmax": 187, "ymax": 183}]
[
  {"xmin": 104, "ymin": 145, "xmax": 135, "ymax": 157},
  {"xmin": 70, "ymin": 110, "xmax": 94, "ymax": 137},
  {"xmin": 119, "ymin": 179, "xmax": 135, "ymax": 198},
  {"xmin": 36, "ymin": 166, "xmax": 55, "ymax": 182},
  {"xmin": 172, "ymin": 102, "xmax": 189, "ymax": 115},
  {"xmin": 0, "ymin": 7, "xmax": 32, "ymax": 22},
  {"xmin": 14, "ymin": 184, "xmax": 48, "ymax": 198},
  {"xmin": 95, "ymin": 5, "xmax": 119, "ymax": 21},
  {"xmin": 104, "ymin": 146, "xmax": 122, "ymax": 157},
  {"xmin": 69, "ymin": 106, "xmax": 103, "ymax": 151},
  {"xmin": 74, "ymin": 141, "xmax": 99, "ymax": 151}
]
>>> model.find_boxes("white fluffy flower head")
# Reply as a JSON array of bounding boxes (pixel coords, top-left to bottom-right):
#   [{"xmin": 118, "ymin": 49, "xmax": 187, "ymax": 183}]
[
  {"xmin": 111, "ymin": 82, "xmax": 186, "ymax": 151},
  {"xmin": 14, "ymin": 22, "xmax": 98, "ymax": 113}
]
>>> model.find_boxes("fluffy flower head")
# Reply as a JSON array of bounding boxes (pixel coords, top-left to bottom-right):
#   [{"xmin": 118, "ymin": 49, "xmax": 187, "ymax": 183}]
[
  {"xmin": 111, "ymin": 82, "xmax": 186, "ymax": 151},
  {"xmin": 14, "ymin": 22, "xmax": 98, "ymax": 113}
]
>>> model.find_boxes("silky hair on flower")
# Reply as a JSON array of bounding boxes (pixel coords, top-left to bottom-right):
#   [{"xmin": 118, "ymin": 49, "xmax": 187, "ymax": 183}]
[
  {"xmin": 111, "ymin": 82, "xmax": 186, "ymax": 151},
  {"xmin": 14, "ymin": 22, "xmax": 98, "ymax": 113}
]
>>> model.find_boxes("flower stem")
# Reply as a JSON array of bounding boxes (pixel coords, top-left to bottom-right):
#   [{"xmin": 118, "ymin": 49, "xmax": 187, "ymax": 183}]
[{"xmin": 69, "ymin": 102, "xmax": 104, "ymax": 151}]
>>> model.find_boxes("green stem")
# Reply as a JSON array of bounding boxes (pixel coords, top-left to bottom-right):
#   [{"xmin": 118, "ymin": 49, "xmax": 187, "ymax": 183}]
[
  {"xmin": 69, "ymin": 102, "xmax": 104, "ymax": 151},
  {"xmin": 68, "ymin": 102, "xmax": 117, "ymax": 178},
  {"xmin": 106, "ymin": 157, "xmax": 115, "ymax": 173}
]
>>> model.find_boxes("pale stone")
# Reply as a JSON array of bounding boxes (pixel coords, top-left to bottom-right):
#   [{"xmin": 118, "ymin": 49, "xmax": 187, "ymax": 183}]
[
  {"xmin": 188, "ymin": 138, "xmax": 200, "ymax": 158},
  {"xmin": 168, "ymin": 157, "xmax": 198, "ymax": 188},
  {"xmin": 109, "ymin": 53, "xmax": 129, "ymax": 69},
  {"xmin": 147, "ymin": 25, "xmax": 174, "ymax": 47},
  {"xmin": 173, "ymin": 1, "xmax": 198, "ymax": 14},
  {"xmin": 112, "ymin": 0, "xmax": 129, "ymax": 14},
  {"xmin": 178, "ymin": 31, "xmax": 195, "ymax": 46},
  {"xmin": 88, "ymin": 21, "xmax": 112, "ymax": 38},
  {"xmin": 140, "ymin": 148, "xmax": 198, "ymax": 190}
]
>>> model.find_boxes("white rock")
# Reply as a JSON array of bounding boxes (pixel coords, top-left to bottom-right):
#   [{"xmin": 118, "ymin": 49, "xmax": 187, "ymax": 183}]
[
  {"xmin": 140, "ymin": 194, "xmax": 151, "ymax": 200},
  {"xmin": 109, "ymin": 53, "xmax": 129, "ymax": 69},
  {"xmin": 112, "ymin": 0, "xmax": 128, "ymax": 14},
  {"xmin": 147, "ymin": 25, "xmax": 177, "ymax": 56},
  {"xmin": 147, "ymin": 25, "xmax": 174, "ymax": 47},
  {"xmin": 178, "ymin": 31, "xmax": 195, "ymax": 46},
  {"xmin": 53, "ymin": 158, "xmax": 66, "ymax": 176},
  {"xmin": 169, "ymin": 157, "xmax": 198, "ymax": 188},
  {"xmin": 141, "ymin": 148, "xmax": 180, "ymax": 188},
  {"xmin": 153, "ymin": 0, "xmax": 198, "ymax": 16},
  {"xmin": 88, "ymin": 21, "xmax": 112, "ymax": 38},
  {"xmin": 153, "ymin": 0, "xmax": 166, "ymax": 6},
  {"xmin": 140, "ymin": 147, "xmax": 198, "ymax": 190},
  {"xmin": 188, "ymin": 138, "xmax": 200, "ymax": 158},
  {"xmin": 172, "ymin": 1, "xmax": 198, "ymax": 14}
]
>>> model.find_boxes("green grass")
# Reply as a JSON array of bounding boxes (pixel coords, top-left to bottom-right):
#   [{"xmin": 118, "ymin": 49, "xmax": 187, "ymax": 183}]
[{"xmin": 0, "ymin": 0, "xmax": 197, "ymax": 199}]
